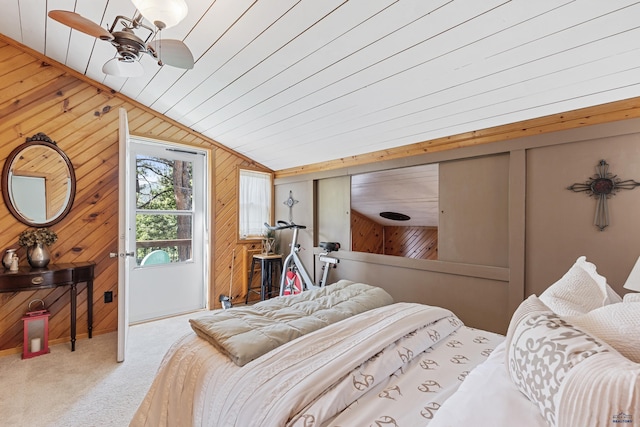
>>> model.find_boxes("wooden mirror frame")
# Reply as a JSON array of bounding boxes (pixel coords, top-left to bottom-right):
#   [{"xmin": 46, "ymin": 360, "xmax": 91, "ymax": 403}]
[{"xmin": 1, "ymin": 133, "xmax": 76, "ymax": 227}]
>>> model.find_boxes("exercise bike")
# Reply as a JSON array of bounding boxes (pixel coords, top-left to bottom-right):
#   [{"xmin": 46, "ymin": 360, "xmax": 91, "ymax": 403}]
[{"xmin": 264, "ymin": 221, "xmax": 340, "ymax": 296}]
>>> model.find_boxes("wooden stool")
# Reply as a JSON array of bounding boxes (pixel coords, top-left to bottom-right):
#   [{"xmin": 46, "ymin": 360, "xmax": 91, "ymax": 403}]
[{"xmin": 245, "ymin": 254, "xmax": 283, "ymax": 303}]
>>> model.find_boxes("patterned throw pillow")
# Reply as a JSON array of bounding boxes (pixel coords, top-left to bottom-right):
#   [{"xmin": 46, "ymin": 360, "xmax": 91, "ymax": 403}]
[
  {"xmin": 503, "ymin": 294, "xmax": 553, "ymax": 360},
  {"xmin": 507, "ymin": 305, "xmax": 610, "ymax": 427}
]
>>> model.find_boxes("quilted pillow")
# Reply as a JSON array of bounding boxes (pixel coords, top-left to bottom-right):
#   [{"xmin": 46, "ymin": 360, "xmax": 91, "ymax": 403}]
[
  {"xmin": 506, "ymin": 296, "xmax": 610, "ymax": 427},
  {"xmin": 624, "ymin": 292, "xmax": 640, "ymax": 302},
  {"xmin": 539, "ymin": 256, "xmax": 618, "ymax": 316},
  {"xmin": 564, "ymin": 301, "xmax": 640, "ymax": 362}
]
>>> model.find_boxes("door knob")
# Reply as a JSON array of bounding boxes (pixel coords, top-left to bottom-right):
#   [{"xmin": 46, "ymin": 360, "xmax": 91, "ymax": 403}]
[{"xmin": 109, "ymin": 252, "xmax": 135, "ymax": 258}]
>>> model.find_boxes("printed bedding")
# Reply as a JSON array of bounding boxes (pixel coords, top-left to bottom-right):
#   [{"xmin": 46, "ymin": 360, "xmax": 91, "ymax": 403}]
[
  {"xmin": 209, "ymin": 303, "xmax": 502, "ymax": 426},
  {"xmin": 130, "ymin": 294, "xmax": 503, "ymax": 426},
  {"xmin": 131, "ymin": 257, "xmax": 639, "ymax": 427}
]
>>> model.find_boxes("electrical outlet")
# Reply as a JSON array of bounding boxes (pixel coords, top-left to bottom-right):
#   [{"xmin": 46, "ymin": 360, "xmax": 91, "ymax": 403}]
[{"xmin": 104, "ymin": 291, "xmax": 113, "ymax": 303}]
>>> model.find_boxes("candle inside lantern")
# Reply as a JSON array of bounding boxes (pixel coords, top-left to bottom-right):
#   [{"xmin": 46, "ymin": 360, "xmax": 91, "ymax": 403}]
[{"xmin": 31, "ymin": 337, "xmax": 41, "ymax": 353}]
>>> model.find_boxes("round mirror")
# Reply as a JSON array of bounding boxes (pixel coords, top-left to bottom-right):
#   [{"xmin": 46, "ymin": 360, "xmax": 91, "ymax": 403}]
[{"xmin": 1, "ymin": 133, "xmax": 76, "ymax": 227}]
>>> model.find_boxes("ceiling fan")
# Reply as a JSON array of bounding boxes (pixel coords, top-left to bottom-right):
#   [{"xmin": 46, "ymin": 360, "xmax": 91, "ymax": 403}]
[{"xmin": 48, "ymin": 0, "xmax": 194, "ymax": 78}]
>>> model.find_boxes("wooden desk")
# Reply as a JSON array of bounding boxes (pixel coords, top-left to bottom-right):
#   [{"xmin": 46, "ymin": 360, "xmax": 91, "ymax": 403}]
[{"xmin": 0, "ymin": 262, "xmax": 95, "ymax": 351}]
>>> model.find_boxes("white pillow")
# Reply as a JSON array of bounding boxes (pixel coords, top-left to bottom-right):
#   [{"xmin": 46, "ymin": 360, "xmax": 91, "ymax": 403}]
[
  {"xmin": 624, "ymin": 293, "xmax": 640, "ymax": 302},
  {"xmin": 539, "ymin": 256, "xmax": 616, "ymax": 316},
  {"xmin": 564, "ymin": 301, "xmax": 640, "ymax": 363},
  {"xmin": 606, "ymin": 285, "xmax": 623, "ymax": 304}
]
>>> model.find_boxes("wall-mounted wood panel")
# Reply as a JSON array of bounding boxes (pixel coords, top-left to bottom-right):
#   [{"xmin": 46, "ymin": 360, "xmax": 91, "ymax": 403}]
[{"xmin": 0, "ymin": 35, "xmax": 269, "ymax": 354}]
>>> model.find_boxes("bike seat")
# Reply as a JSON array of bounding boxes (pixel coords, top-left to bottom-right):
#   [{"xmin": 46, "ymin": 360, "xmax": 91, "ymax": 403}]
[{"xmin": 319, "ymin": 241, "xmax": 340, "ymax": 252}]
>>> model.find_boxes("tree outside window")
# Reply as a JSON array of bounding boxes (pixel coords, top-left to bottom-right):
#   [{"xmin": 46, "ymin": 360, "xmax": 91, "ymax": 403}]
[{"xmin": 136, "ymin": 155, "xmax": 193, "ymax": 264}]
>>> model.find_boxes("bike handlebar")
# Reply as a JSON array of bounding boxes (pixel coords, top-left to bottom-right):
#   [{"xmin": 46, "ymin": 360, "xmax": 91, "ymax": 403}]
[{"xmin": 264, "ymin": 221, "xmax": 307, "ymax": 231}]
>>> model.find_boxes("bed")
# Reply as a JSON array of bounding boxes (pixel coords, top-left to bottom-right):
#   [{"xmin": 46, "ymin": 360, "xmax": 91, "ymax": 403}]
[{"xmin": 131, "ymin": 257, "xmax": 639, "ymax": 427}]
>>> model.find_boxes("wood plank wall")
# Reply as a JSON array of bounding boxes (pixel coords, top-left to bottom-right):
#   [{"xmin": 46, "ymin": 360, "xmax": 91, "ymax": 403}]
[
  {"xmin": 351, "ymin": 210, "xmax": 384, "ymax": 254},
  {"xmin": 0, "ymin": 35, "xmax": 269, "ymax": 354},
  {"xmin": 351, "ymin": 210, "xmax": 438, "ymax": 259},
  {"xmin": 384, "ymin": 226, "xmax": 438, "ymax": 259}
]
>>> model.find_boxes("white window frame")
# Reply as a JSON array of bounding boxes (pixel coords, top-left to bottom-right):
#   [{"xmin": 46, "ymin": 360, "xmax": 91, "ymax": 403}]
[{"xmin": 238, "ymin": 167, "xmax": 273, "ymax": 241}]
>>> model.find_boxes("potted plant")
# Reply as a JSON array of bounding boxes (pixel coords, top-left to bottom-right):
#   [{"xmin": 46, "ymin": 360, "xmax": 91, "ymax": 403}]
[{"xmin": 18, "ymin": 228, "xmax": 58, "ymax": 268}]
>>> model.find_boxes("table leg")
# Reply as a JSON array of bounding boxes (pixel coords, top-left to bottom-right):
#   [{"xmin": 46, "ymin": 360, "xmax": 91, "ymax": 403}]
[
  {"xmin": 266, "ymin": 260, "xmax": 273, "ymax": 298},
  {"xmin": 70, "ymin": 283, "xmax": 77, "ymax": 351},
  {"xmin": 274, "ymin": 259, "xmax": 282, "ymax": 296},
  {"xmin": 87, "ymin": 280, "xmax": 93, "ymax": 339},
  {"xmin": 260, "ymin": 258, "xmax": 267, "ymax": 300}
]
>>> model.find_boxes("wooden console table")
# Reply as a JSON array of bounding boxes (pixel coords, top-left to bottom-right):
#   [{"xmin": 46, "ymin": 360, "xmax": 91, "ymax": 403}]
[{"xmin": 0, "ymin": 262, "xmax": 95, "ymax": 351}]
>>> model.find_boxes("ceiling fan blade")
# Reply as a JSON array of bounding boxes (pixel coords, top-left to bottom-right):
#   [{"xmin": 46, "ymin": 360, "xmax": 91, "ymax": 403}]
[
  {"xmin": 48, "ymin": 10, "xmax": 114, "ymax": 41},
  {"xmin": 148, "ymin": 39, "xmax": 194, "ymax": 69},
  {"xmin": 102, "ymin": 58, "xmax": 144, "ymax": 78}
]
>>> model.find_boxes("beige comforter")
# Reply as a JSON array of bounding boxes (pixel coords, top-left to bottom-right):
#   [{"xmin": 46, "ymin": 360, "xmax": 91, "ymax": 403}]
[
  {"xmin": 189, "ymin": 280, "xmax": 394, "ymax": 366},
  {"xmin": 131, "ymin": 281, "xmax": 394, "ymax": 426},
  {"xmin": 131, "ymin": 303, "xmax": 503, "ymax": 427},
  {"xmin": 131, "ymin": 302, "xmax": 501, "ymax": 427},
  {"xmin": 209, "ymin": 303, "xmax": 459, "ymax": 426}
]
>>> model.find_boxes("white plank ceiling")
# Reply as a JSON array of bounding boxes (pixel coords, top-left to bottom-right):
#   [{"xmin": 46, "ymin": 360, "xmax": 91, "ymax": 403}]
[
  {"xmin": 2, "ymin": 0, "xmax": 640, "ymax": 174},
  {"xmin": 351, "ymin": 163, "xmax": 439, "ymax": 227}
]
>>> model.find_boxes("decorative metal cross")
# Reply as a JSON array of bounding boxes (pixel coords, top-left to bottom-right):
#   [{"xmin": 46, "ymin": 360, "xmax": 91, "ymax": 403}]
[
  {"xmin": 283, "ymin": 190, "xmax": 298, "ymax": 222},
  {"xmin": 568, "ymin": 160, "xmax": 640, "ymax": 231}
]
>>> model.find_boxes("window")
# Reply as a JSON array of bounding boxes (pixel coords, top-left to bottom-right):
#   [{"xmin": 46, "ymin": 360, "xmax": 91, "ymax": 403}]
[
  {"xmin": 136, "ymin": 153, "xmax": 194, "ymax": 265},
  {"xmin": 238, "ymin": 168, "xmax": 273, "ymax": 240}
]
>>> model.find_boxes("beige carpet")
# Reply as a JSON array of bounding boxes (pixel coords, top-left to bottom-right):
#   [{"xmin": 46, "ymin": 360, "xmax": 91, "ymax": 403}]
[{"xmin": 0, "ymin": 311, "xmax": 210, "ymax": 427}]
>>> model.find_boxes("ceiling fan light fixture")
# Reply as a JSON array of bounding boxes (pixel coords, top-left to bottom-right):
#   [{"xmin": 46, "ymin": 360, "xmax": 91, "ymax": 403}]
[
  {"xmin": 131, "ymin": 0, "xmax": 188, "ymax": 30},
  {"xmin": 102, "ymin": 57, "xmax": 145, "ymax": 77}
]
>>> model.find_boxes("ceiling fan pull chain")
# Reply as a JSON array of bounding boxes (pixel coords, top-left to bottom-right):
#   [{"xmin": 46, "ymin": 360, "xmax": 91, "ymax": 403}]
[{"xmin": 157, "ymin": 30, "xmax": 163, "ymax": 66}]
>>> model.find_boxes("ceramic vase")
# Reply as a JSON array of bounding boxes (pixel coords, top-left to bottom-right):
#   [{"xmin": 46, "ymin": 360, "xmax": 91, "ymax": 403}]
[
  {"xmin": 2, "ymin": 249, "xmax": 16, "ymax": 269},
  {"xmin": 27, "ymin": 242, "xmax": 50, "ymax": 268}
]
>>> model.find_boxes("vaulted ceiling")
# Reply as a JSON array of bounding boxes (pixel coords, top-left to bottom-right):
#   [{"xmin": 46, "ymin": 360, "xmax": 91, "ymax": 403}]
[{"xmin": 2, "ymin": 0, "xmax": 640, "ymax": 173}]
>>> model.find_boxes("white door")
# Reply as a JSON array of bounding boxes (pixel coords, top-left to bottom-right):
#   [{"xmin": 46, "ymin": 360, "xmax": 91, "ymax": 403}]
[
  {"xmin": 128, "ymin": 138, "xmax": 208, "ymax": 323},
  {"xmin": 117, "ymin": 108, "xmax": 131, "ymax": 362}
]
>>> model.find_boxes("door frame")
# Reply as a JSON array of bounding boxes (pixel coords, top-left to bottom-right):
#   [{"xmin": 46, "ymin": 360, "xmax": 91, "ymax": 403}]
[{"xmin": 118, "ymin": 108, "xmax": 212, "ymax": 361}]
